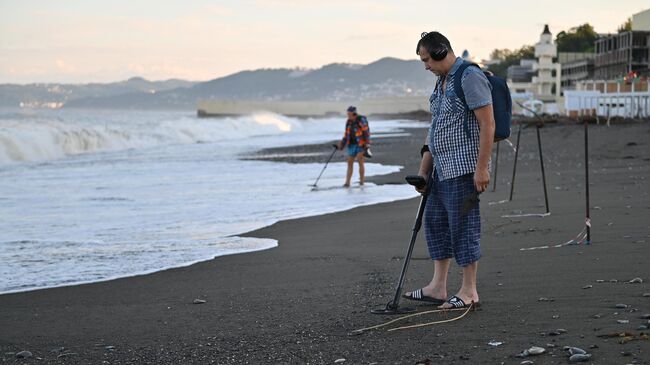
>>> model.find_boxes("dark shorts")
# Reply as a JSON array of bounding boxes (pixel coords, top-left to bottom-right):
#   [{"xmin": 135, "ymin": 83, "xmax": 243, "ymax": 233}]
[{"xmin": 424, "ymin": 172, "xmax": 481, "ymax": 266}]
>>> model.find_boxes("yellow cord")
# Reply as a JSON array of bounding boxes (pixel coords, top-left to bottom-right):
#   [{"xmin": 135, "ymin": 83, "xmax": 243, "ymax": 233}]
[
  {"xmin": 387, "ymin": 303, "xmax": 473, "ymax": 331},
  {"xmin": 351, "ymin": 304, "xmax": 474, "ymax": 334}
]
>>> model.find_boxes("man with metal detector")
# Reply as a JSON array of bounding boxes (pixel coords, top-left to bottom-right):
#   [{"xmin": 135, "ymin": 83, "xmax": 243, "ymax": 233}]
[
  {"xmin": 337, "ymin": 106, "xmax": 371, "ymax": 187},
  {"xmin": 401, "ymin": 31, "xmax": 495, "ymax": 310}
]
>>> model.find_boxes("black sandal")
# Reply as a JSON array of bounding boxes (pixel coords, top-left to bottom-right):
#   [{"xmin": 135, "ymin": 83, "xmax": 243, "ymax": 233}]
[
  {"xmin": 441, "ymin": 295, "xmax": 480, "ymax": 309},
  {"xmin": 402, "ymin": 288, "xmax": 445, "ymax": 305}
]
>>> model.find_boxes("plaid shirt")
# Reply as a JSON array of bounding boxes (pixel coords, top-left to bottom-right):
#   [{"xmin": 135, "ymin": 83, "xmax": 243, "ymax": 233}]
[{"xmin": 428, "ymin": 57, "xmax": 492, "ymax": 181}]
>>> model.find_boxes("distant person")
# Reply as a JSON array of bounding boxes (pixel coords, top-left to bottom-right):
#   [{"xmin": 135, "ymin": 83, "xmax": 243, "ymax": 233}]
[
  {"xmin": 337, "ymin": 106, "xmax": 371, "ymax": 187},
  {"xmin": 402, "ymin": 31, "xmax": 495, "ymax": 309}
]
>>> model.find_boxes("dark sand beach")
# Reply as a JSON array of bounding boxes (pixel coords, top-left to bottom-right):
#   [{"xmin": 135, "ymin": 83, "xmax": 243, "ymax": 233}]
[{"xmin": 1, "ymin": 120, "xmax": 649, "ymax": 364}]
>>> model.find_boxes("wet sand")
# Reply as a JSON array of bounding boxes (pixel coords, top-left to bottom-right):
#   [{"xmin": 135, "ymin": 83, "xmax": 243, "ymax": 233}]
[{"xmin": 1, "ymin": 120, "xmax": 649, "ymax": 364}]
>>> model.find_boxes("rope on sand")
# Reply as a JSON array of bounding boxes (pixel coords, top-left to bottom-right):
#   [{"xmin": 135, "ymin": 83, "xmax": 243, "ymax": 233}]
[
  {"xmin": 520, "ymin": 218, "xmax": 592, "ymax": 251},
  {"xmin": 351, "ymin": 303, "xmax": 475, "ymax": 334}
]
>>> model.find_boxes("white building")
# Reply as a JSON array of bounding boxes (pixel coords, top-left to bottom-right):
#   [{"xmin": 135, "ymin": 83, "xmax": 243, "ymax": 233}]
[{"xmin": 532, "ymin": 24, "xmax": 562, "ymax": 102}]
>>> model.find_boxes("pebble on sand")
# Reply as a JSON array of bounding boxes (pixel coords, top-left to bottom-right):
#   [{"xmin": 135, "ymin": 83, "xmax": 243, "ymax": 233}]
[
  {"xmin": 569, "ymin": 353, "xmax": 592, "ymax": 362},
  {"xmin": 15, "ymin": 351, "xmax": 32, "ymax": 359},
  {"xmin": 629, "ymin": 277, "xmax": 643, "ymax": 283},
  {"xmin": 193, "ymin": 299, "xmax": 207, "ymax": 304},
  {"xmin": 520, "ymin": 361, "xmax": 534, "ymax": 365},
  {"xmin": 525, "ymin": 346, "xmax": 545, "ymax": 356},
  {"xmin": 617, "ymin": 319, "xmax": 630, "ymax": 324},
  {"xmin": 643, "ymin": 293, "xmax": 650, "ymax": 297},
  {"xmin": 615, "ymin": 303, "xmax": 628, "ymax": 309},
  {"xmin": 565, "ymin": 347, "xmax": 586, "ymax": 355},
  {"xmin": 334, "ymin": 359, "xmax": 346, "ymax": 363}
]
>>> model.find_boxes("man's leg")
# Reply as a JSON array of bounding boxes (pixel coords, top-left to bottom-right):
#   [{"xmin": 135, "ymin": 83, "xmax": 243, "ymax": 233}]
[
  {"xmin": 422, "ymin": 258, "xmax": 451, "ymax": 300},
  {"xmin": 344, "ymin": 156, "xmax": 354, "ymax": 187},
  {"xmin": 439, "ymin": 173, "xmax": 481, "ymax": 308},
  {"xmin": 356, "ymin": 152, "xmax": 365, "ymax": 185}
]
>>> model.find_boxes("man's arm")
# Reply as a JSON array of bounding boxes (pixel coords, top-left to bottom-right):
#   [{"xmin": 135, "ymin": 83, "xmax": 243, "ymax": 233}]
[
  {"xmin": 473, "ymin": 104, "xmax": 495, "ymax": 192},
  {"xmin": 415, "ymin": 130, "xmax": 432, "ymax": 192},
  {"xmin": 361, "ymin": 118, "xmax": 370, "ymax": 147}
]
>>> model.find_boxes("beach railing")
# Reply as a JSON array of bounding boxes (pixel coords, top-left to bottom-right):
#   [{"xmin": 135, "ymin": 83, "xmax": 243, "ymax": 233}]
[{"xmin": 564, "ymin": 89, "xmax": 650, "ymax": 119}]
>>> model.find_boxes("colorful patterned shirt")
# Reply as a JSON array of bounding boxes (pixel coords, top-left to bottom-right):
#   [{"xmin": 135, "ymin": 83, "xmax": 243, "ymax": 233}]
[{"xmin": 342, "ymin": 115, "xmax": 370, "ymax": 148}]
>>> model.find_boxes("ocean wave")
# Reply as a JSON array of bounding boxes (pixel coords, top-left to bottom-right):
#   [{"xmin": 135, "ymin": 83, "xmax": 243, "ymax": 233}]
[{"xmin": 0, "ymin": 111, "xmax": 301, "ymax": 164}]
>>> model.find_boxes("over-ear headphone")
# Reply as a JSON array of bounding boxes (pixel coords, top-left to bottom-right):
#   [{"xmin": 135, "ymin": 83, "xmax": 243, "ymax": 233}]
[{"xmin": 420, "ymin": 31, "xmax": 448, "ymax": 61}]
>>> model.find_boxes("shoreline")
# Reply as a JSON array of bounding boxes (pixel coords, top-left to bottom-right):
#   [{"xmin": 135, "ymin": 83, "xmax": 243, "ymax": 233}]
[{"xmin": 1, "ymin": 121, "xmax": 649, "ymax": 364}]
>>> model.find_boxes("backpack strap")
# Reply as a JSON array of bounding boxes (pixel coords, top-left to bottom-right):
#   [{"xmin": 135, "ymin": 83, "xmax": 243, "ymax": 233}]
[{"xmin": 453, "ymin": 61, "xmax": 481, "ymax": 140}]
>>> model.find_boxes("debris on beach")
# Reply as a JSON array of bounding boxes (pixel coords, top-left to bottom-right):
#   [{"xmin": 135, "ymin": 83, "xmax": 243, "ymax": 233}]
[
  {"xmin": 193, "ymin": 299, "xmax": 207, "ymax": 304},
  {"xmin": 582, "ymin": 285, "xmax": 592, "ymax": 289},
  {"xmin": 617, "ymin": 319, "xmax": 630, "ymax": 324},
  {"xmin": 596, "ymin": 331, "xmax": 650, "ymax": 344},
  {"xmin": 488, "ymin": 340, "xmax": 504, "ymax": 347},
  {"xmin": 629, "ymin": 277, "xmax": 643, "ymax": 283},
  {"xmin": 615, "ymin": 303, "xmax": 628, "ymax": 309},
  {"xmin": 334, "ymin": 358, "xmax": 346, "ymax": 363}
]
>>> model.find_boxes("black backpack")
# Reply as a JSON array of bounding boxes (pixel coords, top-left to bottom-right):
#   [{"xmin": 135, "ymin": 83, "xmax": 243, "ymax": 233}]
[{"xmin": 454, "ymin": 61, "xmax": 512, "ymax": 141}]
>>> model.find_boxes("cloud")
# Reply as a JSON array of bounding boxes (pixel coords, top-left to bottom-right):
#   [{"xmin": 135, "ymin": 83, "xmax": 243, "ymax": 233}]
[{"xmin": 55, "ymin": 59, "xmax": 76, "ymax": 73}]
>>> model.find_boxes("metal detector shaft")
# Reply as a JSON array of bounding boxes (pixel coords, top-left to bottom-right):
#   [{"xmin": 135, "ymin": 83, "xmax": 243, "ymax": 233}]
[
  {"xmin": 387, "ymin": 177, "xmax": 433, "ymax": 310},
  {"xmin": 310, "ymin": 145, "xmax": 338, "ymax": 187}
]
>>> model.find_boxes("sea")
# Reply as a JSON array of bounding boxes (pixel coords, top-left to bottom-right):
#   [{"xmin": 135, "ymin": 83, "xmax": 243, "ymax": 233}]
[{"xmin": 0, "ymin": 108, "xmax": 423, "ymax": 294}]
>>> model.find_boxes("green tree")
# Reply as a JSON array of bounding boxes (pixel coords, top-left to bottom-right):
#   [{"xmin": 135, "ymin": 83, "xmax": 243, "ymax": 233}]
[
  {"xmin": 486, "ymin": 45, "xmax": 534, "ymax": 78},
  {"xmin": 555, "ymin": 23, "xmax": 598, "ymax": 52},
  {"xmin": 618, "ymin": 17, "xmax": 632, "ymax": 33}
]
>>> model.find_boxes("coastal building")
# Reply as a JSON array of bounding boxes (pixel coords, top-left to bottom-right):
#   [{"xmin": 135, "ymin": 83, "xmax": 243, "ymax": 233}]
[
  {"xmin": 594, "ymin": 9, "xmax": 650, "ymax": 79},
  {"xmin": 559, "ymin": 52, "xmax": 595, "ymax": 91},
  {"xmin": 507, "ymin": 59, "xmax": 536, "ymax": 84},
  {"xmin": 532, "ymin": 25, "xmax": 562, "ymax": 102}
]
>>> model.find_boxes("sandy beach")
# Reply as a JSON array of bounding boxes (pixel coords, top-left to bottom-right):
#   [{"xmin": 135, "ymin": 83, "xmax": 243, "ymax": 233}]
[{"xmin": 1, "ymin": 120, "xmax": 649, "ymax": 364}]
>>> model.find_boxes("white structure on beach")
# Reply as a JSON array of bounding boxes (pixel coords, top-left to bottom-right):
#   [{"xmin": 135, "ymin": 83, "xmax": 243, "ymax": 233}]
[{"xmin": 507, "ymin": 25, "xmax": 562, "ymax": 113}]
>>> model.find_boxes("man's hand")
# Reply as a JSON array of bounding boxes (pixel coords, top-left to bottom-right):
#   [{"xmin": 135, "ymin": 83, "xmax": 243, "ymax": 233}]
[
  {"xmin": 474, "ymin": 168, "xmax": 490, "ymax": 192},
  {"xmin": 415, "ymin": 175, "xmax": 428, "ymax": 193}
]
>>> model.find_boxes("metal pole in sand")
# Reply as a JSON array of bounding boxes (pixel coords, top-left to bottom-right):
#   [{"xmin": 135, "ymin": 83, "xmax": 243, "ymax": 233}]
[
  {"xmin": 536, "ymin": 123, "xmax": 550, "ymax": 214},
  {"xmin": 492, "ymin": 142, "xmax": 499, "ymax": 192},
  {"xmin": 584, "ymin": 118, "xmax": 591, "ymax": 244},
  {"xmin": 509, "ymin": 123, "xmax": 522, "ymax": 201}
]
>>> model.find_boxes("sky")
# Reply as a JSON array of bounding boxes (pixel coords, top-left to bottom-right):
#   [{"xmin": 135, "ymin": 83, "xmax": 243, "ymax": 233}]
[{"xmin": 1, "ymin": 0, "xmax": 648, "ymax": 84}]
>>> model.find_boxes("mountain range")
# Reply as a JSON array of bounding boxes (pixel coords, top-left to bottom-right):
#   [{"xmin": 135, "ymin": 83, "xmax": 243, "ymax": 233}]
[{"xmin": 0, "ymin": 57, "xmax": 436, "ymax": 110}]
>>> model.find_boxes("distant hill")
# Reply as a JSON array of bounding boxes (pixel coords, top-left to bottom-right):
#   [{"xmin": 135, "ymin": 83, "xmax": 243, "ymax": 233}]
[
  {"xmin": 0, "ymin": 77, "xmax": 196, "ymax": 108},
  {"xmin": 0, "ymin": 57, "xmax": 437, "ymax": 110}
]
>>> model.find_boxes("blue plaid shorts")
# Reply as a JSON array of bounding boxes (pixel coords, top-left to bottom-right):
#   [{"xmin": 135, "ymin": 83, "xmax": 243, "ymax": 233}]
[{"xmin": 424, "ymin": 172, "xmax": 481, "ymax": 266}]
